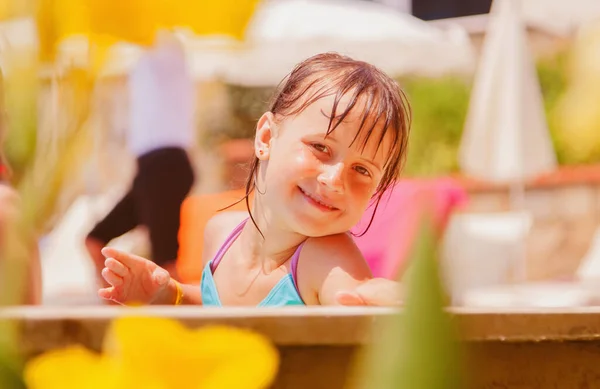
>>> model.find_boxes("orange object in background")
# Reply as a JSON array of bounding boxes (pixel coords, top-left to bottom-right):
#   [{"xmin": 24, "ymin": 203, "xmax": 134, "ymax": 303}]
[
  {"xmin": 177, "ymin": 138, "xmax": 255, "ymax": 284},
  {"xmin": 176, "ymin": 189, "xmax": 250, "ymax": 284}
]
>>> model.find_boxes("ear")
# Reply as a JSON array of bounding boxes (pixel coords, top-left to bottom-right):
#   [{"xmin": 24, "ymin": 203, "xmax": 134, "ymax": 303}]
[{"xmin": 255, "ymin": 112, "xmax": 277, "ymax": 161}]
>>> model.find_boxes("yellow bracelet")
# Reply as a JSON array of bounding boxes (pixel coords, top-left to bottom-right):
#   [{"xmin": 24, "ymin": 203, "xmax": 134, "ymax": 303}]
[{"xmin": 173, "ymin": 280, "xmax": 184, "ymax": 305}]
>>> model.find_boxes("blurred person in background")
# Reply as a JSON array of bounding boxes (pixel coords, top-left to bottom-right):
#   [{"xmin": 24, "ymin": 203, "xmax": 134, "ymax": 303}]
[{"xmin": 85, "ymin": 31, "xmax": 196, "ymax": 288}]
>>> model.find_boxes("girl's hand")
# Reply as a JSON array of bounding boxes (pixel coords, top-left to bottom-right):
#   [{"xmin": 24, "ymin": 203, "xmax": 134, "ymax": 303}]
[
  {"xmin": 98, "ymin": 247, "xmax": 173, "ymax": 305},
  {"xmin": 335, "ymin": 278, "xmax": 403, "ymax": 306}
]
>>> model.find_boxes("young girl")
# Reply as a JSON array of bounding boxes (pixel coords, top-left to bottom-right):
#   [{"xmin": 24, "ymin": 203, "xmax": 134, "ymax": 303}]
[{"xmin": 99, "ymin": 53, "xmax": 410, "ymax": 307}]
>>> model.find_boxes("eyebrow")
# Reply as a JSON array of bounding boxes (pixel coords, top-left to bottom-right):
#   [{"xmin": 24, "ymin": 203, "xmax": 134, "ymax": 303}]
[
  {"xmin": 360, "ymin": 157, "xmax": 382, "ymax": 172},
  {"xmin": 320, "ymin": 131, "xmax": 383, "ymax": 172},
  {"xmin": 320, "ymin": 108, "xmax": 346, "ymax": 121},
  {"xmin": 322, "ymin": 132, "xmax": 339, "ymax": 142}
]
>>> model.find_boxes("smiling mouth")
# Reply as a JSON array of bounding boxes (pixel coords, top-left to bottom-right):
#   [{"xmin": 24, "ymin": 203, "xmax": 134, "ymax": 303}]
[{"xmin": 298, "ymin": 186, "xmax": 339, "ymax": 211}]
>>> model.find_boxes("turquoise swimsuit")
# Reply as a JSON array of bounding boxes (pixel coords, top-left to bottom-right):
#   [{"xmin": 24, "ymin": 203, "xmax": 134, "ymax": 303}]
[{"xmin": 201, "ymin": 219, "xmax": 305, "ymax": 307}]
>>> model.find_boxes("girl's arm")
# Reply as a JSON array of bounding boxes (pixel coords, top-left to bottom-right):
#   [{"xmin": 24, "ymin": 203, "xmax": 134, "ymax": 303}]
[
  {"xmin": 298, "ymin": 233, "xmax": 402, "ymax": 306},
  {"xmin": 154, "ymin": 279, "xmax": 203, "ymax": 305},
  {"xmin": 99, "ymin": 247, "xmax": 203, "ymax": 306}
]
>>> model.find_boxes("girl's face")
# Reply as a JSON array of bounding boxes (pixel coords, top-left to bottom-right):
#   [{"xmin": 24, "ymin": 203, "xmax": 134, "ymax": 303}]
[{"xmin": 255, "ymin": 94, "xmax": 392, "ymax": 237}]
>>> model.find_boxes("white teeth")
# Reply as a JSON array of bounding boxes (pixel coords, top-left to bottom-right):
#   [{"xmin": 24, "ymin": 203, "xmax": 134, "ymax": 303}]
[{"xmin": 300, "ymin": 187, "xmax": 335, "ymax": 210}]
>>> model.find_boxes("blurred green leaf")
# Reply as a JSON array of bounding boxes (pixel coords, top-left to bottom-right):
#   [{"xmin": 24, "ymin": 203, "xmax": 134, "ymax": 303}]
[
  {"xmin": 0, "ymin": 321, "xmax": 26, "ymax": 389},
  {"xmin": 401, "ymin": 76, "xmax": 470, "ymax": 177},
  {"xmin": 3, "ymin": 49, "xmax": 39, "ymax": 186},
  {"xmin": 0, "ymin": 351, "xmax": 26, "ymax": 389},
  {"xmin": 350, "ymin": 220, "xmax": 464, "ymax": 389},
  {"xmin": 1, "ymin": 67, "xmax": 93, "ymax": 308}
]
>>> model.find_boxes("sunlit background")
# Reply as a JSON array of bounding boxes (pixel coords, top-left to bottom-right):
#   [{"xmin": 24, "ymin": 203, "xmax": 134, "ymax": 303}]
[
  {"xmin": 1, "ymin": 0, "xmax": 594, "ymax": 308},
  {"xmin": 1, "ymin": 0, "xmax": 600, "ymax": 387}
]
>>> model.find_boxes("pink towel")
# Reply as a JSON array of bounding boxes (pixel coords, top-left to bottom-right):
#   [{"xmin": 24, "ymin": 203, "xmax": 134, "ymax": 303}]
[{"xmin": 351, "ymin": 178, "xmax": 468, "ymax": 279}]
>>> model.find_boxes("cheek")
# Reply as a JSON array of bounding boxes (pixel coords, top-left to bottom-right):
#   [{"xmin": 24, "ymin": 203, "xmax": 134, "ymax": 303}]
[
  {"xmin": 289, "ymin": 145, "xmax": 321, "ymax": 176},
  {"xmin": 268, "ymin": 144, "xmax": 320, "ymax": 187},
  {"xmin": 346, "ymin": 177, "xmax": 379, "ymax": 210},
  {"xmin": 349, "ymin": 173, "xmax": 378, "ymax": 194}
]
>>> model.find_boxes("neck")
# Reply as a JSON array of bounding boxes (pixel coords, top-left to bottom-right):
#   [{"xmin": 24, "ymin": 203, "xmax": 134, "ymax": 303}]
[{"xmin": 237, "ymin": 195, "xmax": 306, "ymax": 272}]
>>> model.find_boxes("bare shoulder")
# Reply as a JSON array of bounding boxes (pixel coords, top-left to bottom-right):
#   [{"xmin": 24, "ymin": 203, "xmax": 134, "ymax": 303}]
[
  {"xmin": 295, "ymin": 233, "xmax": 372, "ymax": 302},
  {"xmin": 205, "ymin": 210, "xmax": 248, "ymax": 236},
  {"xmin": 202, "ymin": 211, "xmax": 249, "ymax": 264},
  {"xmin": 303, "ymin": 233, "xmax": 372, "ymax": 274}
]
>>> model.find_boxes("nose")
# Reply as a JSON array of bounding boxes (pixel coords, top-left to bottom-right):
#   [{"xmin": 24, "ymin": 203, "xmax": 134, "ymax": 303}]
[{"xmin": 317, "ymin": 162, "xmax": 345, "ymax": 193}]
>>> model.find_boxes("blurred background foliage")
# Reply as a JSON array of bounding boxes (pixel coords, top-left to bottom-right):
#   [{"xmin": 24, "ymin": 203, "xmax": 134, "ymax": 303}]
[
  {"xmin": 6, "ymin": 45, "xmax": 598, "ymax": 181},
  {"xmin": 202, "ymin": 46, "xmax": 599, "ymax": 177}
]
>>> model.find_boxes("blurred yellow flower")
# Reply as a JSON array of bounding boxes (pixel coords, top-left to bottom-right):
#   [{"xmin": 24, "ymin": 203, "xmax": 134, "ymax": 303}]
[
  {"xmin": 24, "ymin": 317, "xmax": 279, "ymax": 389},
  {"xmin": 175, "ymin": 0, "xmax": 260, "ymax": 40},
  {"xmin": 24, "ymin": 346, "xmax": 112, "ymax": 389},
  {"xmin": 35, "ymin": 0, "xmax": 261, "ymax": 61},
  {"xmin": 0, "ymin": 1, "xmax": 9, "ymax": 20},
  {"xmin": 0, "ymin": 0, "xmax": 32, "ymax": 20},
  {"xmin": 24, "ymin": 345, "xmax": 164, "ymax": 389}
]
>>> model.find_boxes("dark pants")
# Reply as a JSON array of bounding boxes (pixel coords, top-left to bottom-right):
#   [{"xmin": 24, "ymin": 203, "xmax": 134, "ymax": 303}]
[{"xmin": 88, "ymin": 147, "xmax": 195, "ymax": 266}]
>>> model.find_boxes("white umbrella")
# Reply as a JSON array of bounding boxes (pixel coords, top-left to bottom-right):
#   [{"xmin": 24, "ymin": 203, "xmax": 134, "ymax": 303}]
[
  {"xmin": 48, "ymin": 0, "xmax": 476, "ymax": 84},
  {"xmin": 190, "ymin": 0, "xmax": 476, "ymax": 86},
  {"xmin": 459, "ymin": 0, "xmax": 556, "ymax": 184},
  {"xmin": 458, "ymin": 0, "xmax": 557, "ymax": 282},
  {"xmin": 522, "ymin": 0, "xmax": 600, "ymax": 37}
]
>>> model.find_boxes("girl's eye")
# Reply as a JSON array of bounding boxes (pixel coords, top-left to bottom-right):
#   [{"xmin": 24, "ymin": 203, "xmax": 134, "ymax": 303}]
[
  {"xmin": 354, "ymin": 165, "xmax": 371, "ymax": 177},
  {"xmin": 311, "ymin": 143, "xmax": 329, "ymax": 153}
]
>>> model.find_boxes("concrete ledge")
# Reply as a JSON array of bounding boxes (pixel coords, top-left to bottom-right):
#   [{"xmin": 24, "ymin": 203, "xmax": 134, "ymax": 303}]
[
  {"xmin": 2, "ymin": 307, "xmax": 386, "ymax": 355},
  {"xmin": 4, "ymin": 306, "xmax": 600, "ymax": 351},
  {"xmin": 5, "ymin": 307, "xmax": 600, "ymax": 389}
]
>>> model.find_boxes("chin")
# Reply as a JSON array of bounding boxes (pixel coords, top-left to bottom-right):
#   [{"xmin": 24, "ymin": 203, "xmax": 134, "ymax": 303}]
[{"xmin": 287, "ymin": 211, "xmax": 349, "ymax": 238}]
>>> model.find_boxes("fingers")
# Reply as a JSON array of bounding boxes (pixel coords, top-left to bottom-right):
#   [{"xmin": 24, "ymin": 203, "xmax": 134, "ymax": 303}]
[
  {"xmin": 105, "ymin": 257, "xmax": 128, "ymax": 277},
  {"xmin": 102, "ymin": 268, "xmax": 124, "ymax": 287},
  {"xmin": 335, "ymin": 281, "xmax": 403, "ymax": 307},
  {"xmin": 98, "ymin": 287, "xmax": 125, "ymax": 305},
  {"xmin": 99, "ymin": 257, "xmax": 127, "ymax": 305},
  {"xmin": 355, "ymin": 279, "xmax": 403, "ymax": 306},
  {"xmin": 362, "ymin": 294, "xmax": 402, "ymax": 306},
  {"xmin": 98, "ymin": 286, "xmax": 114, "ymax": 300},
  {"xmin": 355, "ymin": 289, "xmax": 402, "ymax": 306},
  {"xmin": 335, "ymin": 291, "xmax": 367, "ymax": 306},
  {"xmin": 101, "ymin": 247, "xmax": 147, "ymax": 267}
]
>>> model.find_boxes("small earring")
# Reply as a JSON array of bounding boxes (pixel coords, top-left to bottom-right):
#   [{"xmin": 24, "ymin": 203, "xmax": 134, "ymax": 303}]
[{"xmin": 259, "ymin": 150, "xmax": 264, "ymax": 155}]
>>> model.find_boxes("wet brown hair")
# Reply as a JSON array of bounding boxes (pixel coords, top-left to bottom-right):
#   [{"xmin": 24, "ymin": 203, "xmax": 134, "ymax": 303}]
[{"xmin": 240, "ymin": 52, "xmax": 411, "ymax": 236}]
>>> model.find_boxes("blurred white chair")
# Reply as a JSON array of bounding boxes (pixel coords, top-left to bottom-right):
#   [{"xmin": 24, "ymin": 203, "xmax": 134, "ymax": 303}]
[
  {"xmin": 576, "ymin": 227, "xmax": 600, "ymax": 281},
  {"xmin": 456, "ymin": 222, "xmax": 600, "ymax": 309},
  {"xmin": 461, "ymin": 282, "xmax": 594, "ymax": 308},
  {"xmin": 441, "ymin": 211, "xmax": 533, "ymax": 306}
]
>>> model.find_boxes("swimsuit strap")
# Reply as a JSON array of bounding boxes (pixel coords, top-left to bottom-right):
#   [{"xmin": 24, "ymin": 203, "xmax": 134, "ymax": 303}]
[
  {"xmin": 210, "ymin": 218, "xmax": 305, "ymax": 290},
  {"xmin": 209, "ymin": 219, "xmax": 247, "ymax": 272},
  {"xmin": 290, "ymin": 242, "xmax": 305, "ymax": 290}
]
